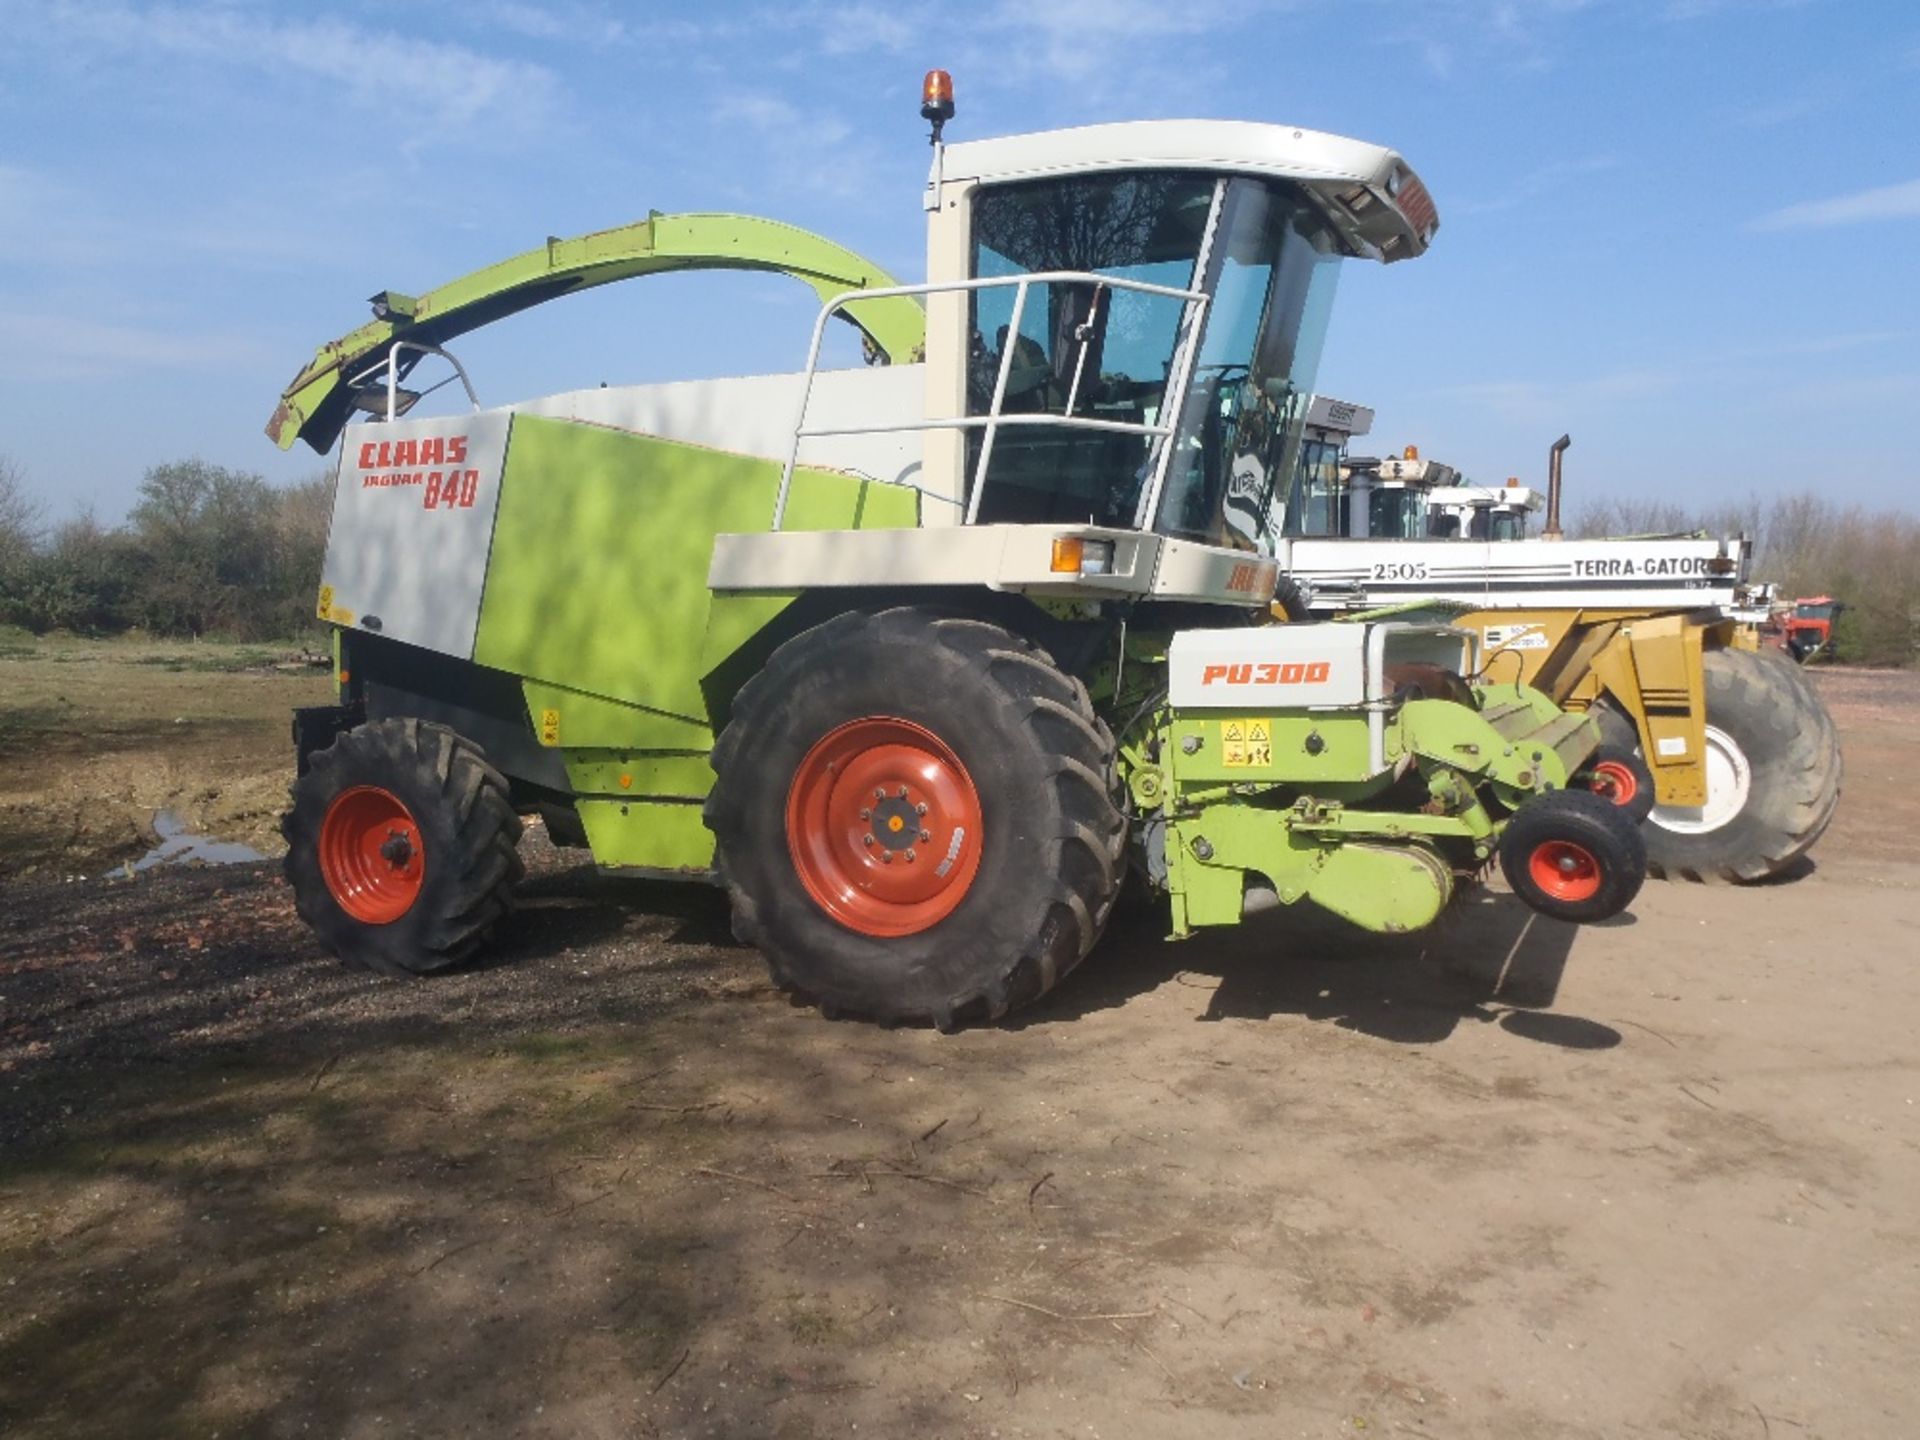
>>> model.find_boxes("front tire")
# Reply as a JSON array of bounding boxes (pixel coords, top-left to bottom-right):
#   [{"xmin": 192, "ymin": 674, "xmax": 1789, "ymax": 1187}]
[
  {"xmin": 704, "ymin": 607, "xmax": 1127, "ymax": 1028},
  {"xmin": 283, "ymin": 718, "xmax": 523, "ymax": 976}
]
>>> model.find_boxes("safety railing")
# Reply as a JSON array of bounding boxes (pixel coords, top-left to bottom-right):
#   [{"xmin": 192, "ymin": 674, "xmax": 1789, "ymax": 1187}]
[
  {"xmin": 772, "ymin": 271, "xmax": 1210, "ymax": 531},
  {"xmin": 346, "ymin": 341, "xmax": 482, "ymax": 423}
]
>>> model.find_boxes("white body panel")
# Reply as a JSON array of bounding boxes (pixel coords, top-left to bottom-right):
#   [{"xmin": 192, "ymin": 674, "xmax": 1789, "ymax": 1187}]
[
  {"xmin": 513, "ymin": 366, "xmax": 927, "ymax": 494},
  {"xmin": 710, "ymin": 525, "xmax": 1158, "ymax": 597},
  {"xmin": 1170, "ymin": 621, "xmax": 1474, "ymax": 776},
  {"xmin": 1279, "ymin": 536, "xmax": 1746, "ymax": 612},
  {"xmin": 1169, "ymin": 624, "xmax": 1371, "ymax": 708},
  {"xmin": 1169, "ymin": 622, "xmax": 1475, "ymax": 708},
  {"xmin": 710, "ymin": 524, "xmax": 1277, "ymax": 606},
  {"xmin": 321, "ymin": 412, "xmax": 513, "ymax": 659}
]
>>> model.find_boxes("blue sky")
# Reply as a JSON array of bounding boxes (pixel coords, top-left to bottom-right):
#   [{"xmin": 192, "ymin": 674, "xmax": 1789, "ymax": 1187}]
[{"xmin": 2, "ymin": 0, "xmax": 1917, "ymax": 521}]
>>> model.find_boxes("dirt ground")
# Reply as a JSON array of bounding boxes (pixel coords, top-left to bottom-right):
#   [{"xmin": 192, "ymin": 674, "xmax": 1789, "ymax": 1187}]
[
  {"xmin": 0, "ymin": 633, "xmax": 333, "ymax": 880},
  {"xmin": 2, "ymin": 656, "xmax": 1917, "ymax": 1440}
]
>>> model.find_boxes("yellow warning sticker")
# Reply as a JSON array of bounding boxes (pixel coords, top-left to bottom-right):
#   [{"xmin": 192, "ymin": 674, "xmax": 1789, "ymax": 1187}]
[
  {"xmin": 539, "ymin": 707, "xmax": 561, "ymax": 746},
  {"xmin": 316, "ymin": 584, "xmax": 334, "ymax": 620},
  {"xmin": 1222, "ymin": 717, "xmax": 1272, "ymax": 768}
]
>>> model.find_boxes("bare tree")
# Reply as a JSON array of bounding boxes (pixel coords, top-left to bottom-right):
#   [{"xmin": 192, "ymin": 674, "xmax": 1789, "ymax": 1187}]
[{"xmin": 0, "ymin": 454, "xmax": 44, "ymax": 573}]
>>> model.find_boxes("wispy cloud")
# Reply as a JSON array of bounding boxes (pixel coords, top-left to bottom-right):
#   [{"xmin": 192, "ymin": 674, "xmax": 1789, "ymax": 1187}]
[
  {"xmin": 0, "ymin": 306, "xmax": 270, "ymax": 380},
  {"xmin": 0, "ymin": 162, "xmax": 348, "ymax": 275},
  {"xmin": 1454, "ymin": 154, "xmax": 1621, "ymax": 216},
  {"xmin": 1379, "ymin": 0, "xmax": 1603, "ymax": 81},
  {"xmin": 1432, "ymin": 331, "xmax": 1910, "ymax": 424},
  {"xmin": 1753, "ymin": 178, "xmax": 1920, "ymax": 231},
  {"xmin": 25, "ymin": 2, "xmax": 559, "ymax": 141}
]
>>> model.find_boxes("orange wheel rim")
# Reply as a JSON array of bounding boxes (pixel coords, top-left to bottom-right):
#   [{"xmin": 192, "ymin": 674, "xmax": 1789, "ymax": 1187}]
[
  {"xmin": 319, "ymin": 786, "xmax": 425, "ymax": 924},
  {"xmin": 1588, "ymin": 760, "xmax": 1639, "ymax": 808},
  {"xmin": 1528, "ymin": 839, "xmax": 1601, "ymax": 903},
  {"xmin": 785, "ymin": 716, "xmax": 983, "ymax": 937}
]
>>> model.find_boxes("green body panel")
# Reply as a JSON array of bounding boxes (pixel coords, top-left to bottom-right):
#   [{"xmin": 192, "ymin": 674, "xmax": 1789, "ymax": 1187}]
[
  {"xmin": 1148, "ymin": 678, "xmax": 1600, "ymax": 937},
  {"xmin": 473, "ymin": 416, "xmax": 915, "ymax": 723},
  {"xmin": 563, "ymin": 751, "xmax": 716, "ymax": 799},
  {"xmin": 269, "ymin": 212, "xmax": 927, "ymax": 454},
  {"xmin": 520, "ymin": 679, "xmax": 713, "ymax": 751},
  {"xmin": 1167, "ymin": 712, "xmax": 1377, "ymax": 786},
  {"xmin": 1166, "ymin": 804, "xmax": 1453, "ymax": 934},
  {"xmin": 576, "ymin": 799, "xmax": 716, "ymax": 872}
]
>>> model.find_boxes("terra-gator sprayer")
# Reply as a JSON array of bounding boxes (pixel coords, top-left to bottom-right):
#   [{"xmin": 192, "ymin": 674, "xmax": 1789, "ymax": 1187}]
[
  {"xmin": 1257, "ymin": 405, "xmax": 1840, "ymax": 884},
  {"xmin": 268, "ymin": 76, "xmax": 1646, "ymax": 1025}
]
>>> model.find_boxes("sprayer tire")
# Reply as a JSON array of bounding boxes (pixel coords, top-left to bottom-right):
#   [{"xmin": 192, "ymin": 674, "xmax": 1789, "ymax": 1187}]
[
  {"xmin": 1599, "ymin": 649, "xmax": 1840, "ymax": 883},
  {"xmin": 705, "ymin": 607, "xmax": 1127, "ymax": 1029},
  {"xmin": 282, "ymin": 718, "xmax": 523, "ymax": 976}
]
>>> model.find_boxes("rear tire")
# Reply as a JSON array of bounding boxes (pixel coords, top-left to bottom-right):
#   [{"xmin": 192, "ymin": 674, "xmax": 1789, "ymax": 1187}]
[
  {"xmin": 704, "ymin": 607, "xmax": 1127, "ymax": 1028},
  {"xmin": 1599, "ymin": 649, "xmax": 1841, "ymax": 882},
  {"xmin": 1499, "ymin": 790, "xmax": 1646, "ymax": 923},
  {"xmin": 283, "ymin": 718, "xmax": 523, "ymax": 976}
]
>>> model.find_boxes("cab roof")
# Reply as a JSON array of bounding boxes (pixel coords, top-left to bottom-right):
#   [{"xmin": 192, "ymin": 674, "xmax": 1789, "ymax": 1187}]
[{"xmin": 937, "ymin": 120, "xmax": 1438, "ymax": 262}]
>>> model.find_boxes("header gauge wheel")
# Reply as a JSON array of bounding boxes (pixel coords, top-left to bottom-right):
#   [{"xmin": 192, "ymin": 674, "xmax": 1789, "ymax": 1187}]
[{"xmin": 1500, "ymin": 789, "xmax": 1647, "ymax": 923}]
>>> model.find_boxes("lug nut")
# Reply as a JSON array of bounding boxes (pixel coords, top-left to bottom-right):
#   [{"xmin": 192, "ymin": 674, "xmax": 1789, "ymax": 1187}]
[
  {"xmin": 881, "ymin": 851, "xmax": 894, "ymax": 864},
  {"xmin": 919, "ymin": 829, "xmax": 931, "ymax": 842},
  {"xmin": 862, "ymin": 834, "xmax": 874, "ymax": 846},
  {"xmin": 915, "ymin": 802, "xmax": 928, "ymax": 816},
  {"xmin": 897, "ymin": 785, "xmax": 910, "ymax": 798},
  {"xmin": 905, "ymin": 849, "xmax": 917, "ymax": 862},
  {"xmin": 859, "ymin": 807, "xmax": 871, "ymax": 820}
]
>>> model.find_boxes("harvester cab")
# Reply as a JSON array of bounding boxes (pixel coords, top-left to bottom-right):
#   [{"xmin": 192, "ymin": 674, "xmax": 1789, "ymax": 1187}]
[{"xmin": 268, "ymin": 80, "xmax": 1647, "ymax": 1024}]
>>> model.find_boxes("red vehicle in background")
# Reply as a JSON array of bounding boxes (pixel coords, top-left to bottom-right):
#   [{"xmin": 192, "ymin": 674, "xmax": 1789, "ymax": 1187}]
[{"xmin": 1765, "ymin": 596, "xmax": 1844, "ymax": 663}]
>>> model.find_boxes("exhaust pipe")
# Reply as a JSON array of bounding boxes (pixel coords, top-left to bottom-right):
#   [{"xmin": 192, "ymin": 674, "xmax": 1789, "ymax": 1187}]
[{"xmin": 1543, "ymin": 434, "xmax": 1571, "ymax": 540}]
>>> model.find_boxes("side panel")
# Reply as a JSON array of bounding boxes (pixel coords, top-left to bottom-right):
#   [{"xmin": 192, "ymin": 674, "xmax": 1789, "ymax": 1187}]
[
  {"xmin": 1281, "ymin": 536, "xmax": 1743, "ymax": 612},
  {"xmin": 1168, "ymin": 625, "xmax": 1370, "ymax": 708},
  {"xmin": 319, "ymin": 412, "xmax": 514, "ymax": 658},
  {"xmin": 471, "ymin": 415, "xmax": 915, "ymax": 722},
  {"xmin": 512, "ymin": 366, "xmax": 926, "ymax": 490}
]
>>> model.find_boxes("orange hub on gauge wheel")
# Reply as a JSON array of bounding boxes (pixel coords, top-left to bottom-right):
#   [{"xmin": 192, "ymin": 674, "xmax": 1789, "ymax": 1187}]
[
  {"xmin": 1528, "ymin": 839, "xmax": 1602, "ymax": 904},
  {"xmin": 1587, "ymin": 759, "xmax": 1640, "ymax": 809},
  {"xmin": 786, "ymin": 716, "xmax": 983, "ymax": 937},
  {"xmin": 319, "ymin": 785, "xmax": 426, "ymax": 924}
]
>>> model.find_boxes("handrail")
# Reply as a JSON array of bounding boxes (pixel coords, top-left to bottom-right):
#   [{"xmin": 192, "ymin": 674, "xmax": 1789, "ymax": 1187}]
[
  {"xmin": 344, "ymin": 341, "xmax": 482, "ymax": 422},
  {"xmin": 772, "ymin": 271, "xmax": 1210, "ymax": 531}
]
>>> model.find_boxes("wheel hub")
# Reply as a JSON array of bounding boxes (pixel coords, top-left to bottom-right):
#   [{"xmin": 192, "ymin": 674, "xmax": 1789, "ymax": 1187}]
[
  {"xmin": 1528, "ymin": 839, "xmax": 1601, "ymax": 903},
  {"xmin": 1588, "ymin": 759, "xmax": 1638, "ymax": 808},
  {"xmin": 1649, "ymin": 724, "xmax": 1751, "ymax": 836},
  {"xmin": 786, "ymin": 716, "xmax": 982, "ymax": 937},
  {"xmin": 318, "ymin": 786, "xmax": 426, "ymax": 925}
]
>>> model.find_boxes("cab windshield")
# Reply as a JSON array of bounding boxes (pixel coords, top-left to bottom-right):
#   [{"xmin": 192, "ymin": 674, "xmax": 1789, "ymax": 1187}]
[
  {"xmin": 964, "ymin": 173, "xmax": 1342, "ymax": 545},
  {"xmin": 1367, "ymin": 486, "xmax": 1424, "ymax": 540},
  {"xmin": 1277, "ymin": 437, "xmax": 1350, "ymax": 538}
]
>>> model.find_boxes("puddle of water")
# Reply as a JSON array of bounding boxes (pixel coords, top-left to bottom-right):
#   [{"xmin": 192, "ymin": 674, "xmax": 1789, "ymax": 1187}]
[{"xmin": 126, "ymin": 809, "xmax": 266, "ymax": 875}]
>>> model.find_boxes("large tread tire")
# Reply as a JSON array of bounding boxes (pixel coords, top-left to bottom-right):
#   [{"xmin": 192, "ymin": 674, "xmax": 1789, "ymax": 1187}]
[
  {"xmin": 704, "ymin": 607, "xmax": 1126, "ymax": 1029},
  {"xmin": 1598, "ymin": 648, "xmax": 1841, "ymax": 883},
  {"xmin": 282, "ymin": 718, "xmax": 524, "ymax": 977}
]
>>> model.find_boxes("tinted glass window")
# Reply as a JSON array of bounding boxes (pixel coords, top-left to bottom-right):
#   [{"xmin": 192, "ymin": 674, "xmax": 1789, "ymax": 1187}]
[{"xmin": 967, "ymin": 172, "xmax": 1215, "ymax": 527}]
